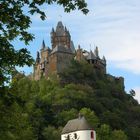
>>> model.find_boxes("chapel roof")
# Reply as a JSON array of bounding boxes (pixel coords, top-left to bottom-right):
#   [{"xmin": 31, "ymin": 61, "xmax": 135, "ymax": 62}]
[{"xmin": 61, "ymin": 115, "xmax": 93, "ymax": 134}]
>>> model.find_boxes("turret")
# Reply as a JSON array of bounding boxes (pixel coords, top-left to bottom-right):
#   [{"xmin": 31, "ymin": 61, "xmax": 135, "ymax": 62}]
[
  {"xmin": 75, "ymin": 45, "xmax": 85, "ymax": 61},
  {"xmin": 36, "ymin": 51, "xmax": 40, "ymax": 63},
  {"xmin": 102, "ymin": 56, "xmax": 106, "ymax": 64},
  {"xmin": 78, "ymin": 44, "xmax": 81, "ymax": 49},
  {"xmin": 51, "ymin": 27, "xmax": 54, "ymax": 33},
  {"xmin": 41, "ymin": 40, "xmax": 46, "ymax": 50},
  {"xmin": 94, "ymin": 46, "xmax": 99, "ymax": 58},
  {"xmin": 87, "ymin": 50, "xmax": 96, "ymax": 64},
  {"xmin": 65, "ymin": 26, "xmax": 67, "ymax": 31}
]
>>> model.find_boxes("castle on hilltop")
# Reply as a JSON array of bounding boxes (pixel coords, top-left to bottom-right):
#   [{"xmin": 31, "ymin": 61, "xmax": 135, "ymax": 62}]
[{"xmin": 33, "ymin": 21, "xmax": 107, "ymax": 80}]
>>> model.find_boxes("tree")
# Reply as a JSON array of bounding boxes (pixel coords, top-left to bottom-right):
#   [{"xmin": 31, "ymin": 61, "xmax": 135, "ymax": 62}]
[
  {"xmin": 42, "ymin": 126, "xmax": 62, "ymax": 140},
  {"xmin": 60, "ymin": 60, "xmax": 98, "ymax": 85},
  {"xmin": 0, "ymin": 0, "xmax": 89, "ymax": 86},
  {"xmin": 56, "ymin": 108, "xmax": 78, "ymax": 126},
  {"xmin": 80, "ymin": 108, "xmax": 99, "ymax": 129},
  {"xmin": 0, "ymin": 100, "xmax": 35, "ymax": 140},
  {"xmin": 98, "ymin": 124, "xmax": 111, "ymax": 140},
  {"xmin": 3, "ymin": 70, "xmax": 139, "ymax": 139},
  {"xmin": 129, "ymin": 89, "xmax": 136, "ymax": 97},
  {"xmin": 111, "ymin": 130, "xmax": 128, "ymax": 140}
]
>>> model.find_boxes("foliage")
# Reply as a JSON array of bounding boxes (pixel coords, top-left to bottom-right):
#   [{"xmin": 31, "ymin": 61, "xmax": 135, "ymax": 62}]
[
  {"xmin": 111, "ymin": 130, "xmax": 128, "ymax": 140},
  {"xmin": 80, "ymin": 108, "xmax": 99, "ymax": 129},
  {"xmin": 0, "ymin": 61, "xmax": 140, "ymax": 139},
  {"xmin": 61, "ymin": 60, "xmax": 99, "ymax": 85},
  {"xmin": 98, "ymin": 124, "xmax": 111, "ymax": 140},
  {"xmin": 129, "ymin": 89, "xmax": 136, "ymax": 96},
  {"xmin": 42, "ymin": 126, "xmax": 62, "ymax": 140}
]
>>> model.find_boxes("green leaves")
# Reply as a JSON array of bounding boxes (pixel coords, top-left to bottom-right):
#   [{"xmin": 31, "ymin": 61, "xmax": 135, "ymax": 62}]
[
  {"xmin": 80, "ymin": 108, "xmax": 99, "ymax": 129},
  {"xmin": 56, "ymin": 0, "xmax": 89, "ymax": 14},
  {"xmin": 0, "ymin": 37, "xmax": 34, "ymax": 85},
  {"xmin": 42, "ymin": 126, "xmax": 62, "ymax": 140},
  {"xmin": 111, "ymin": 130, "xmax": 128, "ymax": 140},
  {"xmin": 1, "ymin": 73, "xmax": 140, "ymax": 139},
  {"xmin": 61, "ymin": 60, "xmax": 98, "ymax": 85}
]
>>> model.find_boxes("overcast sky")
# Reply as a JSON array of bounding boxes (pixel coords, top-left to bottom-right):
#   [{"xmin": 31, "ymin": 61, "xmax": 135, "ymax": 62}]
[{"xmin": 15, "ymin": 0, "xmax": 140, "ymax": 102}]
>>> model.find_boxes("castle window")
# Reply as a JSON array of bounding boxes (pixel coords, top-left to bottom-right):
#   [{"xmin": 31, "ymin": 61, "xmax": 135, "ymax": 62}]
[
  {"xmin": 74, "ymin": 133, "xmax": 77, "ymax": 139},
  {"xmin": 91, "ymin": 131, "xmax": 94, "ymax": 139},
  {"xmin": 67, "ymin": 135, "xmax": 70, "ymax": 140}
]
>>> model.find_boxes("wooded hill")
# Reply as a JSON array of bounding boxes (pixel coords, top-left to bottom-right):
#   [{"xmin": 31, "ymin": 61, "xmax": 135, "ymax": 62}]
[{"xmin": 0, "ymin": 60, "xmax": 140, "ymax": 140}]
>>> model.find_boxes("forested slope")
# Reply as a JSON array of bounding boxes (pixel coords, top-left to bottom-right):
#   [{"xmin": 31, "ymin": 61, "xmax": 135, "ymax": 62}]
[{"xmin": 0, "ymin": 60, "xmax": 140, "ymax": 140}]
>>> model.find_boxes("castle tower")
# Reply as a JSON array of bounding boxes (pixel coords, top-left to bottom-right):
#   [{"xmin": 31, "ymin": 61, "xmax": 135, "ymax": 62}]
[
  {"xmin": 49, "ymin": 21, "xmax": 75, "ymax": 74},
  {"xmin": 94, "ymin": 46, "xmax": 99, "ymax": 57},
  {"xmin": 40, "ymin": 40, "xmax": 50, "ymax": 64},
  {"xmin": 75, "ymin": 45, "xmax": 85, "ymax": 61},
  {"xmin": 34, "ymin": 51, "xmax": 41, "ymax": 80},
  {"xmin": 51, "ymin": 21, "xmax": 71, "ymax": 49},
  {"xmin": 101, "ymin": 56, "xmax": 106, "ymax": 73},
  {"xmin": 86, "ymin": 47, "xmax": 106, "ymax": 74},
  {"xmin": 87, "ymin": 50, "xmax": 96, "ymax": 64},
  {"xmin": 40, "ymin": 40, "xmax": 51, "ymax": 77},
  {"xmin": 36, "ymin": 51, "xmax": 40, "ymax": 64},
  {"xmin": 34, "ymin": 40, "xmax": 51, "ymax": 80}
]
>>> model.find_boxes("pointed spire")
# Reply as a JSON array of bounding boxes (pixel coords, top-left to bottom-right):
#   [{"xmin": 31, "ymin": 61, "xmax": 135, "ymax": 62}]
[
  {"xmin": 65, "ymin": 26, "xmax": 67, "ymax": 31},
  {"xmin": 103, "ymin": 56, "xmax": 106, "ymax": 61},
  {"xmin": 51, "ymin": 28, "xmax": 55, "ymax": 37},
  {"xmin": 41, "ymin": 40, "xmax": 46, "ymax": 49},
  {"xmin": 56, "ymin": 21, "xmax": 65, "ymax": 35},
  {"xmin": 37, "ymin": 51, "xmax": 40, "ymax": 58},
  {"xmin": 36, "ymin": 51, "xmax": 40, "ymax": 63},
  {"xmin": 57, "ymin": 21, "xmax": 64, "ymax": 28},
  {"xmin": 78, "ymin": 44, "xmax": 81, "ymax": 49},
  {"xmin": 103, "ymin": 56, "xmax": 106, "ymax": 62},
  {"xmin": 51, "ymin": 27, "xmax": 54, "ymax": 32},
  {"xmin": 94, "ymin": 46, "xmax": 99, "ymax": 57},
  {"xmin": 56, "ymin": 21, "xmax": 64, "ymax": 31},
  {"xmin": 102, "ymin": 56, "xmax": 106, "ymax": 65}
]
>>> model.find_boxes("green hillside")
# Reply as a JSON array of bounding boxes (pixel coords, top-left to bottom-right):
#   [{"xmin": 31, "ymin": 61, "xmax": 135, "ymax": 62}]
[{"xmin": 0, "ymin": 60, "xmax": 140, "ymax": 140}]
